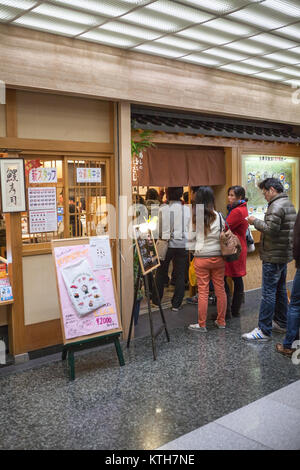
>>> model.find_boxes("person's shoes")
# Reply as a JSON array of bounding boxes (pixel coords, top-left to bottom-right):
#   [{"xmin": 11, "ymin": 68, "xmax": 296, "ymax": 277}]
[
  {"xmin": 188, "ymin": 324, "xmax": 207, "ymax": 332},
  {"xmin": 186, "ymin": 294, "xmax": 198, "ymax": 305},
  {"xmin": 242, "ymin": 327, "xmax": 271, "ymax": 342},
  {"xmin": 171, "ymin": 305, "xmax": 183, "ymax": 312},
  {"xmin": 272, "ymin": 321, "xmax": 287, "ymax": 334},
  {"xmin": 214, "ymin": 320, "xmax": 225, "ymax": 329},
  {"xmin": 275, "ymin": 343, "xmax": 296, "ymax": 358}
]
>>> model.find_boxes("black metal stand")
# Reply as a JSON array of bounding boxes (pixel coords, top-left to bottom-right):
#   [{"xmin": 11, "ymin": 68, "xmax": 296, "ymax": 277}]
[
  {"xmin": 62, "ymin": 332, "xmax": 125, "ymax": 381},
  {"xmin": 127, "ymin": 267, "xmax": 170, "ymax": 360}
]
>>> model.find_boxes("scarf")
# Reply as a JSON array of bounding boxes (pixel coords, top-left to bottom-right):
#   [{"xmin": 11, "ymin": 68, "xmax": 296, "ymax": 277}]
[{"xmin": 227, "ymin": 199, "xmax": 247, "ymax": 216}]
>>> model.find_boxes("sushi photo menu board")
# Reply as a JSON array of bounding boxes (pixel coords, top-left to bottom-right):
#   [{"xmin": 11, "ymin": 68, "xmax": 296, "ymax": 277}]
[{"xmin": 52, "ymin": 237, "xmax": 122, "ymax": 343}]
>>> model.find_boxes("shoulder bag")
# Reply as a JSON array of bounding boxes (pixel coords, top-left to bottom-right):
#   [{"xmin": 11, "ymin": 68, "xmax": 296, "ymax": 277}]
[{"xmin": 218, "ymin": 213, "xmax": 242, "ymax": 262}]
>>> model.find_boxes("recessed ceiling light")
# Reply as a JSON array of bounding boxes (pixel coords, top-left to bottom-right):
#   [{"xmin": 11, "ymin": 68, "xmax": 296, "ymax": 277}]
[
  {"xmin": 202, "ymin": 47, "xmax": 249, "ymax": 61},
  {"xmin": 133, "ymin": 43, "xmax": 186, "ymax": 58},
  {"xmin": 249, "ymin": 32, "xmax": 298, "ymax": 49},
  {"xmin": 49, "ymin": 0, "xmax": 136, "ymax": 17},
  {"xmin": 32, "ymin": 4, "xmax": 105, "ymax": 26},
  {"xmin": 177, "ymin": 25, "xmax": 235, "ymax": 45},
  {"xmin": 263, "ymin": 0, "xmax": 300, "ymax": 18},
  {"xmin": 13, "ymin": 13, "xmax": 85, "ymax": 36},
  {"xmin": 253, "ymin": 71, "xmax": 290, "ymax": 80},
  {"xmin": 100, "ymin": 21, "xmax": 162, "ymax": 41},
  {"xmin": 121, "ymin": 8, "xmax": 189, "ymax": 32},
  {"xmin": 204, "ymin": 18, "xmax": 258, "ymax": 36},
  {"xmin": 284, "ymin": 78, "xmax": 300, "ymax": 86},
  {"xmin": 0, "ymin": 0, "xmax": 37, "ymax": 7},
  {"xmin": 181, "ymin": 0, "xmax": 260, "ymax": 14},
  {"xmin": 229, "ymin": 4, "xmax": 294, "ymax": 29},
  {"xmin": 146, "ymin": 0, "xmax": 213, "ymax": 24},
  {"xmin": 263, "ymin": 51, "xmax": 300, "ymax": 65},
  {"xmin": 180, "ymin": 54, "xmax": 223, "ymax": 66},
  {"xmin": 220, "ymin": 63, "xmax": 261, "ymax": 74},
  {"xmin": 156, "ymin": 35, "xmax": 207, "ymax": 52},
  {"xmin": 274, "ymin": 66, "xmax": 300, "ymax": 77},
  {"xmin": 276, "ymin": 23, "xmax": 300, "ymax": 40},
  {"xmin": 242, "ymin": 57, "xmax": 279, "ymax": 68},
  {"xmin": 81, "ymin": 29, "xmax": 140, "ymax": 48},
  {"xmin": 225, "ymin": 40, "xmax": 269, "ymax": 55}
]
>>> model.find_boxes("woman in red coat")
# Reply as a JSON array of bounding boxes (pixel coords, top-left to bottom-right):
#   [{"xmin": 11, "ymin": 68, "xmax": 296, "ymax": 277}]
[{"xmin": 225, "ymin": 186, "xmax": 248, "ymax": 318}]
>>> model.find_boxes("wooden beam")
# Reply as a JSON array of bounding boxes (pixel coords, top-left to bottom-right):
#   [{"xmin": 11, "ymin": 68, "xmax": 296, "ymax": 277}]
[
  {"xmin": 5, "ymin": 89, "xmax": 17, "ymax": 137},
  {"xmin": 0, "ymin": 137, "xmax": 113, "ymax": 153}
]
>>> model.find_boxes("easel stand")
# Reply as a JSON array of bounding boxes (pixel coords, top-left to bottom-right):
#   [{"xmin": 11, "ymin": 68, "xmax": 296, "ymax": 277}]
[
  {"xmin": 127, "ymin": 265, "xmax": 170, "ymax": 360},
  {"xmin": 62, "ymin": 332, "xmax": 125, "ymax": 381}
]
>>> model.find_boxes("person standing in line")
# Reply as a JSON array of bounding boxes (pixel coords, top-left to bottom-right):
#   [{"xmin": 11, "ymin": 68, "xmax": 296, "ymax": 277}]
[
  {"xmin": 224, "ymin": 186, "xmax": 248, "ymax": 319},
  {"xmin": 154, "ymin": 187, "xmax": 190, "ymax": 311},
  {"xmin": 188, "ymin": 186, "xmax": 227, "ymax": 332},
  {"xmin": 276, "ymin": 209, "xmax": 300, "ymax": 357},
  {"xmin": 242, "ymin": 178, "xmax": 296, "ymax": 342}
]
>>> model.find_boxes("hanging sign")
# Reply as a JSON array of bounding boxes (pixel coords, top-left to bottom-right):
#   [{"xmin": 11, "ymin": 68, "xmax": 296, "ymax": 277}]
[
  {"xmin": 0, "ymin": 159, "xmax": 26, "ymax": 213},
  {"xmin": 29, "ymin": 167, "xmax": 57, "ymax": 184},
  {"xmin": 76, "ymin": 168, "xmax": 101, "ymax": 183}
]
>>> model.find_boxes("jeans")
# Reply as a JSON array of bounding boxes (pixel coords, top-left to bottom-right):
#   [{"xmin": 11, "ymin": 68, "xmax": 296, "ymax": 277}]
[
  {"xmin": 283, "ymin": 268, "xmax": 300, "ymax": 349},
  {"xmin": 155, "ymin": 248, "xmax": 188, "ymax": 308},
  {"xmin": 258, "ymin": 262, "xmax": 288, "ymax": 337}
]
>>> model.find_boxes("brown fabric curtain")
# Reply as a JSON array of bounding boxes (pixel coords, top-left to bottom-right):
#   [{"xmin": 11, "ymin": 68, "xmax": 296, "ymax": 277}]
[{"xmin": 138, "ymin": 146, "xmax": 225, "ymax": 186}]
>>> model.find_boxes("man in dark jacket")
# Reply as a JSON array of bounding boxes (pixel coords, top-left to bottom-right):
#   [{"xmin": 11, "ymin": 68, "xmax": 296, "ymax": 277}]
[
  {"xmin": 242, "ymin": 178, "xmax": 296, "ymax": 341},
  {"xmin": 276, "ymin": 210, "xmax": 300, "ymax": 356}
]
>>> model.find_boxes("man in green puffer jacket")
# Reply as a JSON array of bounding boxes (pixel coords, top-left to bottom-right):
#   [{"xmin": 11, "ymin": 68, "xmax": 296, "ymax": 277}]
[{"xmin": 242, "ymin": 178, "xmax": 297, "ymax": 342}]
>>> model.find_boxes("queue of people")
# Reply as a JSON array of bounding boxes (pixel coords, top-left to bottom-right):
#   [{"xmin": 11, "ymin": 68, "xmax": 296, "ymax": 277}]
[{"xmin": 134, "ymin": 178, "xmax": 300, "ymax": 356}]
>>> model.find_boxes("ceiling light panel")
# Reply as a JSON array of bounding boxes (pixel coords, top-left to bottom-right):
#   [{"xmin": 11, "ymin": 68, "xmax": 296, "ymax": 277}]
[
  {"xmin": 263, "ymin": 51, "xmax": 300, "ymax": 65},
  {"xmin": 121, "ymin": 8, "xmax": 190, "ymax": 32},
  {"xmin": 80, "ymin": 29, "xmax": 140, "ymax": 48},
  {"xmin": 241, "ymin": 57, "xmax": 280, "ymax": 68},
  {"xmin": 155, "ymin": 35, "xmax": 207, "ymax": 52},
  {"xmin": 248, "ymin": 32, "xmax": 298, "ymax": 49},
  {"xmin": 284, "ymin": 78, "xmax": 300, "ymax": 86},
  {"xmin": 0, "ymin": 0, "xmax": 38, "ymax": 21},
  {"xmin": 177, "ymin": 25, "xmax": 236, "ymax": 45},
  {"xmin": 220, "ymin": 63, "xmax": 261, "ymax": 74},
  {"xmin": 48, "ymin": 0, "xmax": 140, "ymax": 17},
  {"xmin": 276, "ymin": 23, "xmax": 300, "ymax": 40},
  {"xmin": 146, "ymin": 1, "xmax": 214, "ymax": 24},
  {"xmin": 228, "ymin": 4, "xmax": 294, "ymax": 29},
  {"xmin": 253, "ymin": 70, "xmax": 291, "ymax": 80},
  {"xmin": 100, "ymin": 21, "xmax": 162, "ymax": 41},
  {"xmin": 225, "ymin": 39, "xmax": 274, "ymax": 55},
  {"xmin": 180, "ymin": 0, "xmax": 261, "ymax": 14},
  {"xmin": 202, "ymin": 47, "xmax": 250, "ymax": 61},
  {"xmin": 32, "ymin": 4, "xmax": 106, "ymax": 26},
  {"xmin": 204, "ymin": 18, "xmax": 259, "ymax": 36},
  {"xmin": 0, "ymin": 0, "xmax": 37, "ymax": 7},
  {"xmin": 274, "ymin": 66, "xmax": 300, "ymax": 77},
  {"xmin": 132, "ymin": 43, "xmax": 187, "ymax": 58},
  {"xmin": 180, "ymin": 53, "xmax": 224, "ymax": 66},
  {"xmin": 263, "ymin": 0, "xmax": 300, "ymax": 18},
  {"xmin": 13, "ymin": 12, "xmax": 86, "ymax": 36}
]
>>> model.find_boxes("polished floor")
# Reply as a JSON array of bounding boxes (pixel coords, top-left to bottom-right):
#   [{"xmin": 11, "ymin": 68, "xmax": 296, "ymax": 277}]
[{"xmin": 0, "ymin": 289, "xmax": 300, "ymax": 450}]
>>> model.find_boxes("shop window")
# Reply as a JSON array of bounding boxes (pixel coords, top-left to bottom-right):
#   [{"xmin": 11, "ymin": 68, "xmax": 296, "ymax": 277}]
[{"xmin": 21, "ymin": 156, "xmax": 110, "ymax": 250}]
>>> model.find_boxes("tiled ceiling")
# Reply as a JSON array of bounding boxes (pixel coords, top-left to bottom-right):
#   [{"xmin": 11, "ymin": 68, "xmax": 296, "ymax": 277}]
[{"xmin": 1, "ymin": 0, "xmax": 300, "ymax": 86}]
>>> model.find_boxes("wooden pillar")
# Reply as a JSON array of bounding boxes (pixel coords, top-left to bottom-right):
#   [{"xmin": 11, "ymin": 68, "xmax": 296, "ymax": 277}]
[
  {"xmin": 117, "ymin": 102, "xmax": 134, "ymax": 340},
  {"xmin": 4, "ymin": 152, "xmax": 27, "ymax": 356}
]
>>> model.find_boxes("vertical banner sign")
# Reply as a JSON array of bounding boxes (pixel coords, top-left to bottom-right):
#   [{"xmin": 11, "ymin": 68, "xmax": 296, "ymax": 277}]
[{"xmin": 0, "ymin": 159, "xmax": 26, "ymax": 212}]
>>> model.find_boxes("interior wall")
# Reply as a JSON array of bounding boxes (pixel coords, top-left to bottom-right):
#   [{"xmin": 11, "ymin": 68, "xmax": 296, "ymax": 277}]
[
  {"xmin": 23, "ymin": 254, "xmax": 60, "ymax": 326},
  {"xmin": 17, "ymin": 91, "xmax": 110, "ymax": 142},
  {"xmin": 0, "ymin": 104, "xmax": 5, "ymax": 137},
  {"xmin": 0, "ymin": 307, "xmax": 8, "ymax": 326}
]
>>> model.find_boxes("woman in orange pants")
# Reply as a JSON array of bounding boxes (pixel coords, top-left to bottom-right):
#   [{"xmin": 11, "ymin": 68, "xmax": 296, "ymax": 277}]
[{"xmin": 188, "ymin": 186, "xmax": 226, "ymax": 332}]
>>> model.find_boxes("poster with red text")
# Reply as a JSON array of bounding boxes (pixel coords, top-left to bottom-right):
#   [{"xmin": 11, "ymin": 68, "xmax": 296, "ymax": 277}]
[{"xmin": 53, "ymin": 244, "xmax": 119, "ymax": 340}]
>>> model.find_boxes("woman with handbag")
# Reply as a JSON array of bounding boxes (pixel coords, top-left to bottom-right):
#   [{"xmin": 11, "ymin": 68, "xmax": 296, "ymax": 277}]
[
  {"xmin": 188, "ymin": 186, "xmax": 227, "ymax": 332},
  {"xmin": 224, "ymin": 186, "xmax": 249, "ymax": 318}
]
